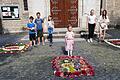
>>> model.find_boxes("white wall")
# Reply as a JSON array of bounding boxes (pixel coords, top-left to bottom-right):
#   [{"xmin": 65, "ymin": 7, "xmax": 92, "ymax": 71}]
[
  {"xmin": 83, "ymin": 0, "xmax": 100, "ymax": 15},
  {"xmin": 28, "ymin": 0, "xmax": 50, "ymax": 18},
  {"xmin": 80, "ymin": 0, "xmax": 101, "ymax": 31},
  {"xmin": 28, "ymin": 0, "xmax": 100, "ymax": 31}
]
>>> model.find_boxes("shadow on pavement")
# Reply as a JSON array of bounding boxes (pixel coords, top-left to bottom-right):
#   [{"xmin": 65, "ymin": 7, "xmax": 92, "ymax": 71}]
[{"xmin": 61, "ymin": 46, "xmax": 68, "ymax": 55}]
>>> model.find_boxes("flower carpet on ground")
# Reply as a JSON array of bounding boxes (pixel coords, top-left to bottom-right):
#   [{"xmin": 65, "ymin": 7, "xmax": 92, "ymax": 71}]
[
  {"xmin": 51, "ymin": 56, "xmax": 95, "ymax": 79},
  {"xmin": 105, "ymin": 39, "xmax": 120, "ymax": 48},
  {"xmin": 0, "ymin": 43, "xmax": 29, "ymax": 54},
  {"xmin": 110, "ymin": 40, "xmax": 120, "ymax": 46}
]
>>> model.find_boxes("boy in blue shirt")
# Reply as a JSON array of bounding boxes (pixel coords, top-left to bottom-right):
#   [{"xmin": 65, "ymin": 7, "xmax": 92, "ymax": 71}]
[
  {"xmin": 26, "ymin": 16, "xmax": 36, "ymax": 46},
  {"xmin": 34, "ymin": 12, "xmax": 45, "ymax": 45}
]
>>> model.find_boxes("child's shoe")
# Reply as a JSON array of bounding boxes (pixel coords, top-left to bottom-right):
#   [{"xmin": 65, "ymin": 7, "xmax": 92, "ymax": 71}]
[
  {"xmin": 90, "ymin": 38, "xmax": 93, "ymax": 42},
  {"xmin": 87, "ymin": 39, "xmax": 90, "ymax": 43}
]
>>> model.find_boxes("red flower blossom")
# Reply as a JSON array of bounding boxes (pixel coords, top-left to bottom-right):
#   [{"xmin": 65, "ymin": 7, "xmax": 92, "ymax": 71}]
[
  {"xmin": 54, "ymin": 71, "xmax": 61, "ymax": 77},
  {"xmin": 73, "ymin": 72, "xmax": 81, "ymax": 76},
  {"xmin": 81, "ymin": 70, "xmax": 87, "ymax": 75}
]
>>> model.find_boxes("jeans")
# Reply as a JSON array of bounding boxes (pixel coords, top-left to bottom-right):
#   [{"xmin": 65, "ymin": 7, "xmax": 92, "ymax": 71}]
[
  {"xmin": 48, "ymin": 34, "xmax": 53, "ymax": 43},
  {"xmin": 88, "ymin": 23, "xmax": 95, "ymax": 39}
]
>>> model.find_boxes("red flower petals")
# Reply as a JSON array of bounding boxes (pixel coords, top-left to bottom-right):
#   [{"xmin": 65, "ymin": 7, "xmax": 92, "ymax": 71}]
[
  {"xmin": 0, "ymin": 43, "xmax": 29, "ymax": 54},
  {"xmin": 51, "ymin": 56, "xmax": 95, "ymax": 78}
]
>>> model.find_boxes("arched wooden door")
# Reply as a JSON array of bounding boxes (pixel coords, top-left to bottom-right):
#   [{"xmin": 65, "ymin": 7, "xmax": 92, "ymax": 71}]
[{"xmin": 50, "ymin": 0, "xmax": 78, "ymax": 28}]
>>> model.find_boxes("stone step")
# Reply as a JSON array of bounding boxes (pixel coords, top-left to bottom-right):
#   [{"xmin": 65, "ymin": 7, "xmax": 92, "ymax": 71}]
[
  {"xmin": 45, "ymin": 38, "xmax": 85, "ymax": 42},
  {"xmin": 20, "ymin": 35, "xmax": 85, "ymax": 42},
  {"xmin": 44, "ymin": 33, "xmax": 80, "ymax": 38},
  {"xmin": 44, "ymin": 31, "xmax": 80, "ymax": 34},
  {"xmin": 20, "ymin": 33, "xmax": 81, "ymax": 41}
]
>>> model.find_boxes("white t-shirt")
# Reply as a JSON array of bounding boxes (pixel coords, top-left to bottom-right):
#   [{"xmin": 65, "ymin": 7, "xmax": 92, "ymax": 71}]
[
  {"xmin": 99, "ymin": 15, "xmax": 110, "ymax": 29},
  {"xmin": 48, "ymin": 21, "xmax": 54, "ymax": 28},
  {"xmin": 99, "ymin": 15, "xmax": 109, "ymax": 23},
  {"xmin": 88, "ymin": 15, "xmax": 96, "ymax": 24}
]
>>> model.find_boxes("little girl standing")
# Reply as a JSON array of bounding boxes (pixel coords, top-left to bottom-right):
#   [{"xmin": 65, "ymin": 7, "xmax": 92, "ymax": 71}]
[
  {"xmin": 47, "ymin": 15, "xmax": 54, "ymax": 46},
  {"xmin": 65, "ymin": 24, "xmax": 74, "ymax": 56}
]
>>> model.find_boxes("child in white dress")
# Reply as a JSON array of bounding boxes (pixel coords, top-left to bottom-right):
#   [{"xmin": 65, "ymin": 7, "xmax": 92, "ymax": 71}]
[{"xmin": 65, "ymin": 24, "xmax": 74, "ymax": 56}]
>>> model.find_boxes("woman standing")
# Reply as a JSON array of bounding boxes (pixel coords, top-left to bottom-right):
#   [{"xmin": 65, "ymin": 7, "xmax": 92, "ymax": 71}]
[
  {"xmin": 99, "ymin": 10, "xmax": 109, "ymax": 41},
  {"xmin": 87, "ymin": 9, "xmax": 97, "ymax": 43}
]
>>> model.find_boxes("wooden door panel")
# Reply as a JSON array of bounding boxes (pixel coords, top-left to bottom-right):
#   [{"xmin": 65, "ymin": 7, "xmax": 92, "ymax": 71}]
[
  {"xmin": 50, "ymin": 0, "xmax": 78, "ymax": 28},
  {"xmin": 50, "ymin": 0, "xmax": 65, "ymax": 28},
  {"xmin": 65, "ymin": 0, "xmax": 78, "ymax": 27}
]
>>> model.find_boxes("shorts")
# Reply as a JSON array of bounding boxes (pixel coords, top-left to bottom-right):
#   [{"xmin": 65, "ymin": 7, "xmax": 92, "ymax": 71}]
[
  {"xmin": 37, "ymin": 29, "xmax": 43, "ymax": 38},
  {"xmin": 29, "ymin": 34, "xmax": 36, "ymax": 41}
]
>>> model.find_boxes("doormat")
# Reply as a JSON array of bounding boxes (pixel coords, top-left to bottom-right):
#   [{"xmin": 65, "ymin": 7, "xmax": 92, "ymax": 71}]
[
  {"xmin": 104, "ymin": 39, "xmax": 120, "ymax": 48},
  {"xmin": 51, "ymin": 56, "xmax": 95, "ymax": 79},
  {"xmin": 0, "ymin": 43, "xmax": 29, "ymax": 54}
]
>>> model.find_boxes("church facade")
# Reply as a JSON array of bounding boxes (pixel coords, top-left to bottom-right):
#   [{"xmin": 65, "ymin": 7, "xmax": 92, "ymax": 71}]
[{"xmin": 0, "ymin": 0, "xmax": 119, "ymax": 33}]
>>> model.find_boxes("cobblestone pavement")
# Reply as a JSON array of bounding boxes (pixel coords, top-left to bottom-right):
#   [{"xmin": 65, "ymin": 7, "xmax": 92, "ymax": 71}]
[
  {"xmin": 0, "ymin": 41, "xmax": 120, "ymax": 80},
  {"xmin": 106, "ymin": 29, "xmax": 120, "ymax": 39},
  {"xmin": 0, "ymin": 33, "xmax": 27, "ymax": 63},
  {"xmin": 0, "ymin": 29, "xmax": 120, "ymax": 80},
  {"xmin": 0, "ymin": 33, "xmax": 26, "ymax": 47}
]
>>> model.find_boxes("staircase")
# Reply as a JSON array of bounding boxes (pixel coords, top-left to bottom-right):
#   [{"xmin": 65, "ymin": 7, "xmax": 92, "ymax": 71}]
[
  {"xmin": 44, "ymin": 28, "xmax": 86, "ymax": 42},
  {"xmin": 21, "ymin": 28, "xmax": 87, "ymax": 42}
]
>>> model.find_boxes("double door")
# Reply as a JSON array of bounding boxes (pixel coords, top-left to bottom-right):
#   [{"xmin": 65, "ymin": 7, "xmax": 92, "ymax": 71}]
[{"xmin": 50, "ymin": 0, "xmax": 78, "ymax": 28}]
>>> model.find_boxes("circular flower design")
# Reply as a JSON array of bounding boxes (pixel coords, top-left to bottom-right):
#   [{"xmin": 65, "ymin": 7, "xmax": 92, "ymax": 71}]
[
  {"xmin": 51, "ymin": 56, "xmax": 94, "ymax": 78},
  {"xmin": 110, "ymin": 40, "xmax": 120, "ymax": 46},
  {"xmin": 104, "ymin": 39, "xmax": 120, "ymax": 49},
  {"xmin": 0, "ymin": 43, "xmax": 29, "ymax": 54}
]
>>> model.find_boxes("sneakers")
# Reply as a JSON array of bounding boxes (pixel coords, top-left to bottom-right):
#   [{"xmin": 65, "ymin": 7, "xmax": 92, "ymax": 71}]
[
  {"xmin": 49, "ymin": 43, "xmax": 53, "ymax": 47},
  {"xmin": 33, "ymin": 45, "xmax": 37, "ymax": 47},
  {"xmin": 49, "ymin": 44, "xmax": 52, "ymax": 47},
  {"xmin": 87, "ymin": 38, "xmax": 93, "ymax": 43},
  {"xmin": 87, "ymin": 39, "xmax": 90, "ymax": 43},
  {"xmin": 90, "ymin": 38, "xmax": 93, "ymax": 42}
]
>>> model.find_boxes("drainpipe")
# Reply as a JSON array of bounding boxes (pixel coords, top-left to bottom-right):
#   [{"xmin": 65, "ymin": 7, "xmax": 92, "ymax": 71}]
[{"xmin": 0, "ymin": 9, "xmax": 3, "ymax": 34}]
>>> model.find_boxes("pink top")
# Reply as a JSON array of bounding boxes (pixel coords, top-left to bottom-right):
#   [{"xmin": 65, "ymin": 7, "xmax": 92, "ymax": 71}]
[
  {"xmin": 65, "ymin": 31, "xmax": 74, "ymax": 40},
  {"xmin": 65, "ymin": 31, "xmax": 74, "ymax": 51}
]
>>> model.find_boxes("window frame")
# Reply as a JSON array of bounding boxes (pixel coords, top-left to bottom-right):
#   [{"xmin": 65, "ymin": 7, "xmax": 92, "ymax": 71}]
[
  {"xmin": 1, "ymin": 5, "xmax": 20, "ymax": 20},
  {"xmin": 23, "ymin": 0, "xmax": 28, "ymax": 11}
]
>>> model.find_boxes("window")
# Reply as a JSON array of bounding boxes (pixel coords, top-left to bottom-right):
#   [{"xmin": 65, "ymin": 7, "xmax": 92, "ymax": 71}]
[
  {"xmin": 1, "ymin": 6, "xmax": 19, "ymax": 19},
  {"xmin": 100, "ymin": 0, "xmax": 103, "ymax": 15},
  {"xmin": 23, "ymin": 0, "xmax": 28, "ymax": 11}
]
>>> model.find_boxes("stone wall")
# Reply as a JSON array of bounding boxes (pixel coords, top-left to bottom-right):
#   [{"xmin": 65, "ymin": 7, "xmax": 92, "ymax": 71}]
[
  {"xmin": 28, "ymin": 0, "xmax": 50, "ymax": 18},
  {"xmin": 106, "ymin": 0, "xmax": 120, "ymax": 26},
  {"xmin": 0, "ymin": 0, "xmax": 29, "ymax": 33}
]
